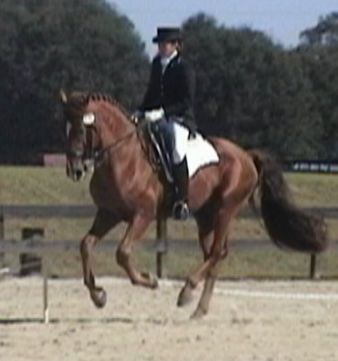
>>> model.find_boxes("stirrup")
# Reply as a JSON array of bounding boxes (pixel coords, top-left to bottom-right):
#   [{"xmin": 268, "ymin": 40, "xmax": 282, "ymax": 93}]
[{"xmin": 173, "ymin": 201, "xmax": 190, "ymax": 221}]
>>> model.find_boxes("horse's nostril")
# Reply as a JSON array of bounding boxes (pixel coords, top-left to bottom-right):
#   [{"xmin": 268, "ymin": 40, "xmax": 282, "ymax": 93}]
[{"xmin": 75, "ymin": 169, "xmax": 83, "ymax": 180}]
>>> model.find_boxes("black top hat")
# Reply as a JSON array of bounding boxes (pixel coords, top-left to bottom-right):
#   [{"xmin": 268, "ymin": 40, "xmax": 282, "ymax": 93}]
[{"xmin": 152, "ymin": 27, "xmax": 182, "ymax": 43}]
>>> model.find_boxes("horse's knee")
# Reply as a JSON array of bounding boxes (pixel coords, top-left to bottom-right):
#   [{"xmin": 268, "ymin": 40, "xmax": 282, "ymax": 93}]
[
  {"xmin": 80, "ymin": 235, "xmax": 95, "ymax": 256},
  {"xmin": 210, "ymin": 247, "xmax": 225, "ymax": 264},
  {"xmin": 80, "ymin": 238, "xmax": 87, "ymax": 255}
]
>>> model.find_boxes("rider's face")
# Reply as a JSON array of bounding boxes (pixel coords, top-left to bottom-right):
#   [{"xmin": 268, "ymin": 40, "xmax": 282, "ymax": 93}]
[{"xmin": 158, "ymin": 41, "xmax": 177, "ymax": 57}]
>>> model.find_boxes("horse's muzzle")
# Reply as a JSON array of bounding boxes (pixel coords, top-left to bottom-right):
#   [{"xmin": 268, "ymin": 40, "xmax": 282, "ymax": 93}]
[
  {"xmin": 66, "ymin": 157, "xmax": 94, "ymax": 182},
  {"xmin": 66, "ymin": 159, "xmax": 86, "ymax": 182}
]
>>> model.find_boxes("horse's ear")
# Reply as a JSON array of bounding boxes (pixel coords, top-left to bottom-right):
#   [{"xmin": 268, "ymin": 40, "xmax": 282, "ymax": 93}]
[{"xmin": 60, "ymin": 89, "xmax": 68, "ymax": 104}]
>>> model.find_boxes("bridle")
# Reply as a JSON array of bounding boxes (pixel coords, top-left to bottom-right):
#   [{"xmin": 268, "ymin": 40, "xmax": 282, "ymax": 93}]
[{"xmin": 67, "ymin": 117, "xmax": 144, "ymax": 169}]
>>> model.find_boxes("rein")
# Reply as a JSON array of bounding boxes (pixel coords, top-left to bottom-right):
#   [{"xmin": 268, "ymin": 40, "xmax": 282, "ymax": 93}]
[{"xmin": 92, "ymin": 121, "xmax": 147, "ymax": 165}]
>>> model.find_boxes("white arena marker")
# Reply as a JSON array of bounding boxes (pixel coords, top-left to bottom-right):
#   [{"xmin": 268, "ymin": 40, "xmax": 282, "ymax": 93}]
[
  {"xmin": 157, "ymin": 279, "xmax": 338, "ymax": 302},
  {"xmin": 214, "ymin": 288, "xmax": 338, "ymax": 301}
]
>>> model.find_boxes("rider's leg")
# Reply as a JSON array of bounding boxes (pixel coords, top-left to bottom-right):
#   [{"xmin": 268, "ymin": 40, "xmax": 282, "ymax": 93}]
[{"xmin": 171, "ymin": 122, "xmax": 190, "ymax": 220}]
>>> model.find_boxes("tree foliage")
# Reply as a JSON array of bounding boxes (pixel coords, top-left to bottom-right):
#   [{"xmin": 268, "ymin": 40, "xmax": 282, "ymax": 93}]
[
  {"xmin": 182, "ymin": 13, "xmax": 323, "ymax": 158},
  {"xmin": 298, "ymin": 12, "xmax": 338, "ymax": 158},
  {"xmin": 1, "ymin": 4, "xmax": 338, "ymax": 161},
  {"xmin": 300, "ymin": 12, "xmax": 338, "ymax": 47},
  {"xmin": 0, "ymin": 0, "xmax": 148, "ymax": 155}
]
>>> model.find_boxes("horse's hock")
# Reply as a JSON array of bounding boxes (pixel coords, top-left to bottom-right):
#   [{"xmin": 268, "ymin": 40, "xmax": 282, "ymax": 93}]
[{"xmin": 19, "ymin": 228, "xmax": 43, "ymax": 276}]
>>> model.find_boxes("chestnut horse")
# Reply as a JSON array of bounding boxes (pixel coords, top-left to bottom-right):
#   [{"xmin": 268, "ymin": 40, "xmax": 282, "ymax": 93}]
[{"xmin": 61, "ymin": 91, "xmax": 327, "ymax": 318}]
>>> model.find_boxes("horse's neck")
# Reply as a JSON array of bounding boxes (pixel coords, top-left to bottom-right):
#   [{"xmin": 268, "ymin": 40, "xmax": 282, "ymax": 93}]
[
  {"xmin": 97, "ymin": 105, "xmax": 134, "ymax": 147},
  {"xmin": 98, "ymin": 106, "xmax": 143, "ymax": 169}
]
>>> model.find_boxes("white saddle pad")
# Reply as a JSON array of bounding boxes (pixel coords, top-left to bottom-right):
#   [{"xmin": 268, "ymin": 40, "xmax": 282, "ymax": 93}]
[{"xmin": 186, "ymin": 134, "xmax": 219, "ymax": 178}]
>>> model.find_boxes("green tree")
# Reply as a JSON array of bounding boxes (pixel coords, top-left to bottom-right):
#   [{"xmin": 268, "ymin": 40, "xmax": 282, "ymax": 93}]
[
  {"xmin": 182, "ymin": 13, "xmax": 323, "ymax": 158},
  {"xmin": 0, "ymin": 0, "xmax": 149, "ymax": 156},
  {"xmin": 299, "ymin": 12, "xmax": 338, "ymax": 158},
  {"xmin": 300, "ymin": 12, "xmax": 338, "ymax": 47}
]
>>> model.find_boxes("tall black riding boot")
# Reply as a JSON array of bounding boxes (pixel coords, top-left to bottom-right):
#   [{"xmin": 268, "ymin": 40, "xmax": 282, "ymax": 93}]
[{"xmin": 172, "ymin": 157, "xmax": 190, "ymax": 220}]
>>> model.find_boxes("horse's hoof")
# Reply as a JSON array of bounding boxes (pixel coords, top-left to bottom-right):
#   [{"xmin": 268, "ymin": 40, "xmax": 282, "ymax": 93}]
[
  {"xmin": 141, "ymin": 272, "xmax": 159, "ymax": 289},
  {"xmin": 90, "ymin": 287, "xmax": 107, "ymax": 308},
  {"xmin": 177, "ymin": 285, "xmax": 194, "ymax": 307},
  {"xmin": 190, "ymin": 307, "xmax": 207, "ymax": 320}
]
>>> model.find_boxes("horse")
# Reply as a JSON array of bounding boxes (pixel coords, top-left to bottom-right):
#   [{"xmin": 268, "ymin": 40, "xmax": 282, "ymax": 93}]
[{"xmin": 60, "ymin": 90, "xmax": 328, "ymax": 319}]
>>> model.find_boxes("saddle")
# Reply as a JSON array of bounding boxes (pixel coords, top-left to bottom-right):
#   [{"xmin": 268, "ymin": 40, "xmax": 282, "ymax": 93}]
[{"xmin": 142, "ymin": 120, "xmax": 220, "ymax": 184}]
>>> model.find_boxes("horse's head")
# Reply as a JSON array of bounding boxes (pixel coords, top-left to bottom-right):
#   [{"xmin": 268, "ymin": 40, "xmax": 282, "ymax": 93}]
[{"xmin": 60, "ymin": 90, "xmax": 100, "ymax": 181}]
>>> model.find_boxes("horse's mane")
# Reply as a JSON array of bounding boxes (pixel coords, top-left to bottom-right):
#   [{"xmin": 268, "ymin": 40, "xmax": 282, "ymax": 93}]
[{"xmin": 66, "ymin": 91, "xmax": 130, "ymax": 118}]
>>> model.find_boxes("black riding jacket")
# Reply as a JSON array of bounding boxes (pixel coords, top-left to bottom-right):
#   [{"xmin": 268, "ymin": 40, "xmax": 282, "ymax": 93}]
[{"xmin": 140, "ymin": 52, "xmax": 196, "ymax": 130}]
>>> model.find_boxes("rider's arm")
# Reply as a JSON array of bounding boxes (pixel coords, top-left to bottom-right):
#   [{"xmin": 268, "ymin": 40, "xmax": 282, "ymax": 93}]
[{"xmin": 164, "ymin": 60, "xmax": 195, "ymax": 118}]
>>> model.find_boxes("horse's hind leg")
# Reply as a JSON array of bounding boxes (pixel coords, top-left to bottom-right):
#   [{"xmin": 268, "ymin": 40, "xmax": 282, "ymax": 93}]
[
  {"xmin": 80, "ymin": 208, "xmax": 120, "ymax": 308},
  {"xmin": 176, "ymin": 207, "xmax": 215, "ymax": 307},
  {"xmin": 191, "ymin": 205, "xmax": 238, "ymax": 318},
  {"xmin": 177, "ymin": 204, "xmax": 239, "ymax": 317},
  {"xmin": 190, "ymin": 248, "xmax": 228, "ymax": 319}
]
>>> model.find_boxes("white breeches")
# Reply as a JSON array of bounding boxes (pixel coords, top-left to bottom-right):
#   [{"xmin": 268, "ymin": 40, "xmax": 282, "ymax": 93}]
[{"xmin": 172, "ymin": 122, "xmax": 189, "ymax": 164}]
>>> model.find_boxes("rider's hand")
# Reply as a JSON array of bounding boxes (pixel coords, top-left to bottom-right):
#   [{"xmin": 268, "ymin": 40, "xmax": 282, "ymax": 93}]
[
  {"xmin": 131, "ymin": 110, "xmax": 143, "ymax": 124},
  {"xmin": 144, "ymin": 108, "xmax": 164, "ymax": 122}
]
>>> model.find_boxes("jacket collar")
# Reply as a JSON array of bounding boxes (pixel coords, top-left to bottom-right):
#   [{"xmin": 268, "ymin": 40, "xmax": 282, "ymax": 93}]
[{"xmin": 160, "ymin": 50, "xmax": 179, "ymax": 73}]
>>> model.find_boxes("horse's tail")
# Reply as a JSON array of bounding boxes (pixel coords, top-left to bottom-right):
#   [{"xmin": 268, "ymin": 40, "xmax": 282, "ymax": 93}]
[{"xmin": 248, "ymin": 149, "xmax": 328, "ymax": 253}]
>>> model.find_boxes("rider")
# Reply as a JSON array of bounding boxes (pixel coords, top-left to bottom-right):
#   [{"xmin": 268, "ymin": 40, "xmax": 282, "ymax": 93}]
[{"xmin": 133, "ymin": 26, "xmax": 196, "ymax": 220}]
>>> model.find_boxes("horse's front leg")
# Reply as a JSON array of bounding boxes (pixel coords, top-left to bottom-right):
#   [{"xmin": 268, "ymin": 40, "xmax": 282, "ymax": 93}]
[
  {"xmin": 116, "ymin": 214, "xmax": 157, "ymax": 289},
  {"xmin": 80, "ymin": 208, "xmax": 120, "ymax": 308}
]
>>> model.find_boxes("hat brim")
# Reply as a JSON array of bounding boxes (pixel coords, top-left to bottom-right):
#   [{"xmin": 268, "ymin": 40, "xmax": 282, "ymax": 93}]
[{"xmin": 152, "ymin": 35, "xmax": 182, "ymax": 43}]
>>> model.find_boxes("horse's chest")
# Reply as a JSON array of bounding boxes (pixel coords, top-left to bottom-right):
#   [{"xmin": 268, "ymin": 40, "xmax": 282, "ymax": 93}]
[{"xmin": 89, "ymin": 173, "xmax": 123, "ymax": 208}]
